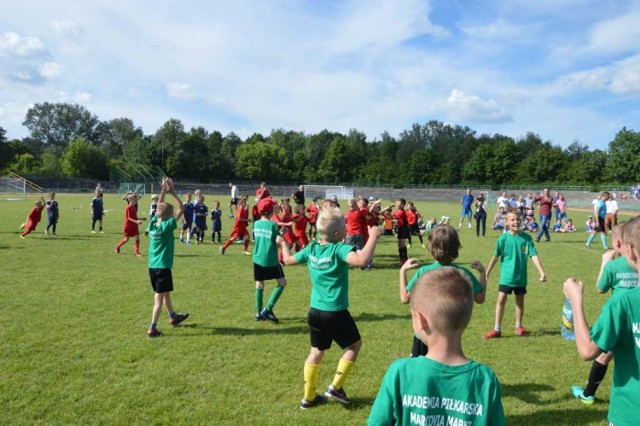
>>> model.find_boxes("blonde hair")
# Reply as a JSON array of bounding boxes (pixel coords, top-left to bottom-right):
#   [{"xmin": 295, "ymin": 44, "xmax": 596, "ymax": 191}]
[
  {"xmin": 410, "ymin": 267, "xmax": 473, "ymax": 333},
  {"xmin": 316, "ymin": 207, "xmax": 345, "ymax": 242},
  {"xmin": 155, "ymin": 202, "xmax": 174, "ymax": 219}
]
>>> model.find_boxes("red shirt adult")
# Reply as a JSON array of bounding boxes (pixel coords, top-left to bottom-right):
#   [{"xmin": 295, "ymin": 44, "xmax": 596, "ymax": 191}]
[
  {"xmin": 535, "ymin": 195, "xmax": 553, "ymax": 217},
  {"xmin": 123, "ymin": 204, "xmax": 139, "ymax": 237}
]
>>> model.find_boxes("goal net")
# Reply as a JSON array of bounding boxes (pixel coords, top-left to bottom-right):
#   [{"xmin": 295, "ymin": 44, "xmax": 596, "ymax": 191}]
[
  {"xmin": 118, "ymin": 183, "xmax": 146, "ymax": 196},
  {"xmin": 305, "ymin": 185, "xmax": 355, "ymax": 201}
]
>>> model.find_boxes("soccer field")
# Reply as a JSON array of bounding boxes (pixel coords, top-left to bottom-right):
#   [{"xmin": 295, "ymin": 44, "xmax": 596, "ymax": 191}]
[{"xmin": 1, "ymin": 194, "xmax": 621, "ymax": 424}]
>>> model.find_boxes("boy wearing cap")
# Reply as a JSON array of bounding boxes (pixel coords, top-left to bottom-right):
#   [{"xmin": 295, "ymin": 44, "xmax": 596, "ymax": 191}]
[{"xmin": 252, "ymin": 198, "xmax": 288, "ymax": 323}]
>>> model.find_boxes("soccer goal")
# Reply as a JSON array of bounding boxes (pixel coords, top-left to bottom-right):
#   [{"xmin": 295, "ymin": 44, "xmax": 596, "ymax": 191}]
[
  {"xmin": 0, "ymin": 173, "xmax": 43, "ymax": 201},
  {"xmin": 118, "ymin": 183, "xmax": 146, "ymax": 196},
  {"xmin": 305, "ymin": 185, "xmax": 355, "ymax": 201}
]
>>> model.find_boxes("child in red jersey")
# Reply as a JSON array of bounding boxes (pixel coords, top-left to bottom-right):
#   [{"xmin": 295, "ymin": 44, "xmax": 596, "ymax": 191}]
[
  {"xmin": 251, "ymin": 198, "xmax": 261, "ymax": 242},
  {"xmin": 406, "ymin": 201, "xmax": 424, "ymax": 248},
  {"xmin": 345, "ymin": 198, "xmax": 366, "ymax": 252},
  {"xmin": 292, "ymin": 204, "xmax": 310, "ymax": 251},
  {"xmin": 115, "ymin": 193, "xmax": 145, "ymax": 256},
  {"xmin": 307, "ymin": 197, "xmax": 321, "ymax": 240},
  {"xmin": 19, "ymin": 197, "xmax": 45, "ymax": 238},
  {"xmin": 256, "ymin": 181, "xmax": 270, "ymax": 200},
  {"xmin": 393, "ymin": 198, "xmax": 410, "ymax": 265},
  {"xmin": 220, "ymin": 197, "xmax": 251, "ymax": 255}
]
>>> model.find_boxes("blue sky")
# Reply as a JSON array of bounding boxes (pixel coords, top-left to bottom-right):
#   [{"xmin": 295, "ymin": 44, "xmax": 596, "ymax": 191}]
[{"xmin": 1, "ymin": 0, "xmax": 639, "ymax": 150}]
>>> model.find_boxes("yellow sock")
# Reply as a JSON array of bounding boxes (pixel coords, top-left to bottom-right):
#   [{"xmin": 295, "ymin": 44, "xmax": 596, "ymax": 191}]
[
  {"xmin": 331, "ymin": 358, "xmax": 354, "ymax": 390},
  {"xmin": 304, "ymin": 363, "xmax": 319, "ymax": 401}
]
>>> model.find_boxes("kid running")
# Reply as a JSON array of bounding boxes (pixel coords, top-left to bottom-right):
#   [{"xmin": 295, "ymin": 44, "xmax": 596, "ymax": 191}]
[
  {"xmin": 220, "ymin": 197, "xmax": 250, "ymax": 255},
  {"xmin": 19, "ymin": 196, "xmax": 45, "ymax": 238},
  {"xmin": 483, "ymin": 211, "xmax": 547, "ymax": 338},
  {"xmin": 281, "ymin": 207, "xmax": 382, "ymax": 409}
]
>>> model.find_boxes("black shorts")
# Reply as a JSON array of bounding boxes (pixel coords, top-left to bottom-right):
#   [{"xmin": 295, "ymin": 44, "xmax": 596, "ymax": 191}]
[
  {"xmin": 230, "ymin": 198, "xmax": 238, "ymax": 206},
  {"xmin": 396, "ymin": 225, "xmax": 410, "ymax": 239},
  {"xmin": 411, "ymin": 335, "xmax": 428, "ymax": 357},
  {"xmin": 308, "ymin": 308, "xmax": 361, "ymax": 351},
  {"xmin": 92, "ymin": 213, "xmax": 102, "ymax": 221},
  {"xmin": 410, "ymin": 224, "xmax": 421, "ymax": 235},
  {"xmin": 498, "ymin": 285, "xmax": 527, "ymax": 295},
  {"xmin": 345, "ymin": 234, "xmax": 364, "ymax": 250},
  {"xmin": 596, "ymin": 217, "xmax": 606, "ymax": 233},
  {"xmin": 149, "ymin": 268, "xmax": 174, "ymax": 293},
  {"xmin": 253, "ymin": 263, "xmax": 285, "ymax": 281},
  {"xmin": 182, "ymin": 220, "xmax": 193, "ymax": 230}
]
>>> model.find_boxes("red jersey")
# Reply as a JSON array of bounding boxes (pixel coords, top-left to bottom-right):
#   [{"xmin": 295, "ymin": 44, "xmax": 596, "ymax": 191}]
[
  {"xmin": 293, "ymin": 213, "xmax": 309, "ymax": 237},
  {"xmin": 123, "ymin": 204, "xmax": 138, "ymax": 231},
  {"xmin": 28, "ymin": 206, "xmax": 43, "ymax": 223},
  {"xmin": 406, "ymin": 209, "xmax": 417, "ymax": 226},
  {"xmin": 256, "ymin": 187, "xmax": 270, "ymax": 200},
  {"xmin": 394, "ymin": 208, "xmax": 407, "ymax": 228},
  {"xmin": 251, "ymin": 205, "xmax": 260, "ymax": 221},
  {"xmin": 280, "ymin": 211, "xmax": 294, "ymax": 235},
  {"xmin": 306, "ymin": 204, "xmax": 320, "ymax": 223},
  {"xmin": 345, "ymin": 209, "xmax": 365, "ymax": 235},
  {"xmin": 232, "ymin": 206, "xmax": 249, "ymax": 233}
]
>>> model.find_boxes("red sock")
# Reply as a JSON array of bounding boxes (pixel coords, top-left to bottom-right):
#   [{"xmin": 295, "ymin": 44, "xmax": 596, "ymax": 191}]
[
  {"xmin": 134, "ymin": 240, "xmax": 140, "ymax": 254},
  {"xmin": 243, "ymin": 239, "xmax": 249, "ymax": 250},
  {"xmin": 222, "ymin": 239, "xmax": 233, "ymax": 250},
  {"xmin": 21, "ymin": 229, "xmax": 32, "ymax": 237},
  {"xmin": 116, "ymin": 240, "xmax": 126, "ymax": 249}
]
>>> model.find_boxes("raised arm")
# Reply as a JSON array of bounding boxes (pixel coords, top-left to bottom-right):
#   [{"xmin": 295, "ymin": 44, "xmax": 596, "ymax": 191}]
[{"xmin": 399, "ymin": 258, "xmax": 419, "ymax": 303}]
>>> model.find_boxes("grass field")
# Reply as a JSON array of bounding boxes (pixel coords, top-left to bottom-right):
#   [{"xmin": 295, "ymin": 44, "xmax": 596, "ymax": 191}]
[{"xmin": 0, "ymin": 193, "xmax": 624, "ymax": 425}]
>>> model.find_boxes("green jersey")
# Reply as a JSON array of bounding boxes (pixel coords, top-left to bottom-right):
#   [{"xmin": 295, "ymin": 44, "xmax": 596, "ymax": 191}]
[
  {"xmin": 252, "ymin": 219, "xmax": 279, "ymax": 267},
  {"xmin": 147, "ymin": 216, "xmax": 177, "ymax": 269},
  {"xmin": 492, "ymin": 231, "xmax": 538, "ymax": 287},
  {"xmin": 597, "ymin": 256, "xmax": 638, "ymax": 293},
  {"xmin": 368, "ymin": 356, "xmax": 506, "ymax": 426},
  {"xmin": 407, "ymin": 262, "xmax": 485, "ymax": 296},
  {"xmin": 294, "ymin": 241, "xmax": 354, "ymax": 311},
  {"xmin": 590, "ymin": 288, "xmax": 640, "ymax": 426}
]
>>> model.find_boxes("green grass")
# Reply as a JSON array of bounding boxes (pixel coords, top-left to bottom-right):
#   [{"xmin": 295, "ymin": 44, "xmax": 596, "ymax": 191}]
[{"xmin": 0, "ymin": 194, "xmax": 623, "ymax": 425}]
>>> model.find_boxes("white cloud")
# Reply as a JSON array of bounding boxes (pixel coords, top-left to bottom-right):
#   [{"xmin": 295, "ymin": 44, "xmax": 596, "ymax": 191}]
[
  {"xmin": 431, "ymin": 89, "xmax": 512, "ymax": 123},
  {"xmin": 609, "ymin": 55, "xmax": 640, "ymax": 94},
  {"xmin": 74, "ymin": 92, "xmax": 91, "ymax": 103},
  {"xmin": 552, "ymin": 54, "xmax": 640, "ymax": 95},
  {"xmin": 0, "ymin": 31, "xmax": 46, "ymax": 58},
  {"xmin": 459, "ymin": 19, "xmax": 538, "ymax": 41},
  {"xmin": 167, "ymin": 83, "xmax": 196, "ymax": 101},
  {"xmin": 51, "ymin": 20, "xmax": 84, "ymax": 38},
  {"xmin": 40, "ymin": 62, "xmax": 63, "ymax": 79},
  {"xmin": 587, "ymin": 11, "xmax": 640, "ymax": 56}
]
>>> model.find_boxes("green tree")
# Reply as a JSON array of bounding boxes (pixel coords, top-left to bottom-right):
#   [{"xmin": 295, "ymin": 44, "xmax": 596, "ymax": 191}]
[
  {"xmin": 463, "ymin": 135, "xmax": 518, "ymax": 186},
  {"xmin": 62, "ymin": 138, "xmax": 109, "ymax": 179},
  {"xmin": 235, "ymin": 142, "xmax": 290, "ymax": 180},
  {"xmin": 152, "ymin": 119, "xmax": 186, "ymax": 171},
  {"xmin": 515, "ymin": 143, "xmax": 566, "ymax": 184},
  {"xmin": 22, "ymin": 102, "xmax": 100, "ymax": 147},
  {"xmin": 8, "ymin": 153, "xmax": 40, "ymax": 175},
  {"xmin": 605, "ymin": 128, "xmax": 640, "ymax": 183},
  {"xmin": 317, "ymin": 136, "xmax": 350, "ymax": 183}
]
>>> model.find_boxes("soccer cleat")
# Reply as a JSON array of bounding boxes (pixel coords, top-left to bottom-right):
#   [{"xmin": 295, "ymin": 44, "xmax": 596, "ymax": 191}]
[
  {"xmin": 219, "ymin": 246, "xmax": 225, "ymax": 255},
  {"xmin": 259, "ymin": 308, "xmax": 279, "ymax": 324},
  {"xmin": 325, "ymin": 385, "xmax": 350, "ymax": 405},
  {"xmin": 99, "ymin": 231, "xmax": 105, "ymax": 234},
  {"xmin": 187, "ymin": 242, "xmax": 192, "ymax": 246},
  {"xmin": 19, "ymin": 223, "xmax": 25, "ymax": 230},
  {"xmin": 483, "ymin": 329, "xmax": 501, "ymax": 339},
  {"xmin": 134, "ymin": 252, "xmax": 142, "ymax": 258},
  {"xmin": 515, "ymin": 326, "xmax": 529, "ymax": 337},
  {"xmin": 421, "ymin": 244, "xmax": 426, "ymax": 248},
  {"xmin": 45, "ymin": 230, "xmax": 49, "ymax": 236},
  {"xmin": 255, "ymin": 312, "xmax": 266, "ymax": 321},
  {"xmin": 147, "ymin": 328, "xmax": 162, "ymax": 338},
  {"xmin": 468, "ymin": 223, "xmax": 472, "ymax": 229},
  {"xmin": 91, "ymin": 230, "xmax": 96, "ymax": 234},
  {"xmin": 571, "ymin": 386, "xmax": 595, "ymax": 405},
  {"xmin": 407, "ymin": 243, "xmax": 411, "ymax": 248},
  {"xmin": 19, "ymin": 235, "xmax": 25, "ymax": 239},
  {"xmin": 114, "ymin": 246, "xmax": 120, "ymax": 254},
  {"xmin": 170, "ymin": 313, "xmax": 190, "ymax": 327},
  {"xmin": 242, "ymin": 251, "xmax": 251, "ymax": 256},
  {"xmin": 180, "ymin": 238, "xmax": 184, "ymax": 243},
  {"xmin": 585, "ymin": 245, "xmax": 592, "ymax": 249},
  {"xmin": 300, "ymin": 394, "xmax": 327, "ymax": 409}
]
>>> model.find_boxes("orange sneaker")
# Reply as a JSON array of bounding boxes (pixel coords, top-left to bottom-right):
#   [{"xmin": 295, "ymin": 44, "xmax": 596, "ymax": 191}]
[
  {"xmin": 515, "ymin": 326, "xmax": 529, "ymax": 336},
  {"xmin": 483, "ymin": 329, "xmax": 501, "ymax": 339}
]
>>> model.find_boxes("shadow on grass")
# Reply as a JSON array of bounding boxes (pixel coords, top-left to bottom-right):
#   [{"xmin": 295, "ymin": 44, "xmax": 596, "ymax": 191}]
[
  {"xmin": 353, "ymin": 313, "xmax": 409, "ymax": 322},
  {"xmin": 176, "ymin": 323, "xmax": 309, "ymax": 336},
  {"xmin": 502, "ymin": 383, "xmax": 555, "ymax": 404},
  {"xmin": 342, "ymin": 396, "xmax": 375, "ymax": 410},
  {"xmin": 506, "ymin": 408, "xmax": 606, "ymax": 425}
]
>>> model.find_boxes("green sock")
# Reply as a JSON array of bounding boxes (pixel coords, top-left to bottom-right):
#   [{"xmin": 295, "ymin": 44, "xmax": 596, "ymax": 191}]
[
  {"xmin": 255, "ymin": 288, "xmax": 264, "ymax": 312},
  {"xmin": 600, "ymin": 234, "xmax": 608, "ymax": 249},
  {"xmin": 266, "ymin": 285, "xmax": 285, "ymax": 311},
  {"xmin": 586, "ymin": 234, "xmax": 595, "ymax": 246}
]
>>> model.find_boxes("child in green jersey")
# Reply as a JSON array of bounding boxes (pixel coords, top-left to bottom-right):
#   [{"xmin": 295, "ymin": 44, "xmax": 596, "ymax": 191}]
[
  {"xmin": 252, "ymin": 198, "xmax": 288, "ymax": 323},
  {"xmin": 281, "ymin": 207, "xmax": 381, "ymax": 409},
  {"xmin": 369, "ymin": 267, "xmax": 506, "ymax": 426},
  {"xmin": 483, "ymin": 211, "xmax": 547, "ymax": 339},
  {"xmin": 146, "ymin": 177, "xmax": 189, "ymax": 337},
  {"xmin": 400, "ymin": 225, "xmax": 487, "ymax": 357},
  {"xmin": 571, "ymin": 221, "xmax": 638, "ymax": 405},
  {"xmin": 564, "ymin": 215, "xmax": 640, "ymax": 426}
]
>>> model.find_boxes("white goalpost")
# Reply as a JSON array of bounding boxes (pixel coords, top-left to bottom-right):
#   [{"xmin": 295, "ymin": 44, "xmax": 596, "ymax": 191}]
[{"xmin": 304, "ymin": 185, "xmax": 355, "ymax": 201}]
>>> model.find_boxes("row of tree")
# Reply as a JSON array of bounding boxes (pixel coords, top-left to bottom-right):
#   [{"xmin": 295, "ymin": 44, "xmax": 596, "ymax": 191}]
[{"xmin": 1, "ymin": 102, "xmax": 639, "ymax": 186}]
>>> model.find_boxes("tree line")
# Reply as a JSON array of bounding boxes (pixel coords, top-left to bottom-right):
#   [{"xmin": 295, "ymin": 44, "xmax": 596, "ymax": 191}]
[{"xmin": 1, "ymin": 102, "xmax": 639, "ymax": 187}]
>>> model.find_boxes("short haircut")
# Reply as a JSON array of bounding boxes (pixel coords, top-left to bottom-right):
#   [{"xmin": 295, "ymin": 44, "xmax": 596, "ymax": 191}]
[
  {"xmin": 397, "ymin": 198, "xmax": 406, "ymax": 206},
  {"xmin": 613, "ymin": 221, "xmax": 627, "ymax": 240},
  {"xmin": 506, "ymin": 210, "xmax": 520, "ymax": 220},
  {"xmin": 410, "ymin": 267, "xmax": 473, "ymax": 333},
  {"xmin": 316, "ymin": 207, "xmax": 345, "ymax": 242},
  {"xmin": 156, "ymin": 202, "xmax": 174, "ymax": 219},
  {"xmin": 427, "ymin": 225, "xmax": 460, "ymax": 264},
  {"xmin": 348, "ymin": 198, "xmax": 357, "ymax": 208},
  {"xmin": 622, "ymin": 216, "xmax": 640, "ymax": 247}
]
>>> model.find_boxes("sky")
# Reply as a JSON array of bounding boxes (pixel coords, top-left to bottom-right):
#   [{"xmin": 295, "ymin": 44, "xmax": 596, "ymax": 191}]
[{"xmin": 1, "ymin": 0, "xmax": 640, "ymax": 150}]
